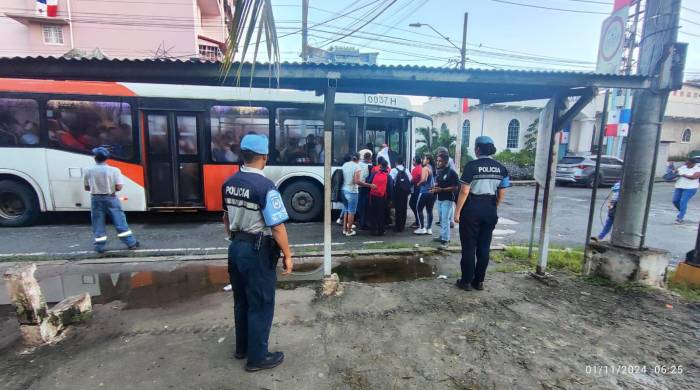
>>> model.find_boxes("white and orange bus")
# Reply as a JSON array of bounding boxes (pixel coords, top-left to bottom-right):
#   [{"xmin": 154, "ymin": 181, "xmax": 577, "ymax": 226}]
[{"xmin": 0, "ymin": 78, "xmax": 431, "ymax": 226}]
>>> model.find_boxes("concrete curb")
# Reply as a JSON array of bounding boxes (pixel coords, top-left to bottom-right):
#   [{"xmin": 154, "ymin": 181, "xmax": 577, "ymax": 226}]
[{"xmin": 0, "ymin": 244, "xmax": 507, "ymax": 268}]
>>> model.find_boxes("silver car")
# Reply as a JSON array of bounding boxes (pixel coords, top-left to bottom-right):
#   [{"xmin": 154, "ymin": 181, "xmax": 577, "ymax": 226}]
[{"xmin": 555, "ymin": 155, "xmax": 624, "ymax": 187}]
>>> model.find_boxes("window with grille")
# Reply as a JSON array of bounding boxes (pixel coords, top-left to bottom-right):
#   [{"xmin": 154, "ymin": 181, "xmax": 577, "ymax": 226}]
[
  {"xmin": 42, "ymin": 25, "xmax": 63, "ymax": 45},
  {"xmin": 682, "ymin": 128, "xmax": 691, "ymax": 143},
  {"xmin": 461, "ymin": 119, "xmax": 470, "ymax": 147},
  {"xmin": 199, "ymin": 44, "xmax": 222, "ymax": 61},
  {"xmin": 506, "ymin": 119, "xmax": 520, "ymax": 149}
]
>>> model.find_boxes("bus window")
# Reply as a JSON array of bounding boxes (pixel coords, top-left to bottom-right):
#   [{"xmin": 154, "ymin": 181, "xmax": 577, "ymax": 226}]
[
  {"xmin": 46, "ymin": 100, "xmax": 134, "ymax": 160},
  {"xmin": 210, "ymin": 106, "xmax": 269, "ymax": 163},
  {"xmin": 275, "ymin": 107, "xmax": 348, "ymax": 165},
  {"xmin": 0, "ymin": 98, "xmax": 40, "ymax": 146}
]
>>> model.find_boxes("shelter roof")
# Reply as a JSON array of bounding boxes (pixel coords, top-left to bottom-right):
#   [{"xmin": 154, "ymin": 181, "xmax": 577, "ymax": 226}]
[{"xmin": 0, "ymin": 57, "xmax": 651, "ymax": 103}]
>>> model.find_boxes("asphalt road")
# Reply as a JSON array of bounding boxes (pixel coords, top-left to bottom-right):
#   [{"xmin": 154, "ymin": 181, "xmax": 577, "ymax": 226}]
[{"xmin": 1, "ymin": 182, "xmax": 697, "ymax": 259}]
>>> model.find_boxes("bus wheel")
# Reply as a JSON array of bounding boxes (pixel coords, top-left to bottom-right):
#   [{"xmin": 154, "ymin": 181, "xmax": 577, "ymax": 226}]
[
  {"xmin": 281, "ymin": 180, "xmax": 322, "ymax": 222},
  {"xmin": 0, "ymin": 180, "xmax": 39, "ymax": 227}
]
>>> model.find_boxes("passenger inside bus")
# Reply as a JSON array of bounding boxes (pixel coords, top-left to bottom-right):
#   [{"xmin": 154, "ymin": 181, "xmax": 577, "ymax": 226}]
[{"xmin": 0, "ymin": 99, "xmax": 40, "ymax": 146}]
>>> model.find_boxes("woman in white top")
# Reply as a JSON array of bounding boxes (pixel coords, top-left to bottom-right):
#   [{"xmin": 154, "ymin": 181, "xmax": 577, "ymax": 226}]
[{"xmin": 672, "ymin": 158, "xmax": 700, "ymax": 224}]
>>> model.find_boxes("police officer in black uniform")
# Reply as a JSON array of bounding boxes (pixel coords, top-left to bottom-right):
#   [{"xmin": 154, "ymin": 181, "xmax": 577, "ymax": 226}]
[
  {"xmin": 454, "ymin": 136, "xmax": 510, "ymax": 291},
  {"xmin": 222, "ymin": 134, "xmax": 293, "ymax": 372}
]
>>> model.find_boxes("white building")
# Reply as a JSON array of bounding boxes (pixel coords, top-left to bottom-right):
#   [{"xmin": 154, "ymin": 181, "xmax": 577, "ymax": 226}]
[{"xmin": 422, "ymin": 82, "xmax": 700, "ymax": 166}]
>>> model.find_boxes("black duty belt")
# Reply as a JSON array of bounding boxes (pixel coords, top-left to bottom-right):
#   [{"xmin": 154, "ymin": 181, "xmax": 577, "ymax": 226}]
[
  {"xmin": 470, "ymin": 194, "xmax": 497, "ymax": 199},
  {"xmin": 231, "ymin": 231, "xmax": 272, "ymax": 243}
]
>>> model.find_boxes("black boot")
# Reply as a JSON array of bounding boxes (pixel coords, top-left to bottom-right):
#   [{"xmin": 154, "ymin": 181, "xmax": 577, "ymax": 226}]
[
  {"xmin": 455, "ymin": 279, "xmax": 472, "ymax": 291},
  {"xmin": 245, "ymin": 352, "xmax": 285, "ymax": 372}
]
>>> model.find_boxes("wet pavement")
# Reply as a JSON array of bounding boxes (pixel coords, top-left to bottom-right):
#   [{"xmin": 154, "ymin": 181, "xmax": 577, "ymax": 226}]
[{"xmin": 0, "ymin": 182, "xmax": 697, "ymax": 259}]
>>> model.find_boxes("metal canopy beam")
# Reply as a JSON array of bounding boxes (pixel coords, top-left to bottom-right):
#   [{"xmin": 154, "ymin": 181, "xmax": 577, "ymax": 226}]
[{"xmin": 0, "ymin": 57, "xmax": 651, "ymax": 101}]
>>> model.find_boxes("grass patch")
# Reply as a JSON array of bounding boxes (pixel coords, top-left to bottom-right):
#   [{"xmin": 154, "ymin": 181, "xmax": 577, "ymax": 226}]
[
  {"xmin": 666, "ymin": 271, "xmax": 700, "ymax": 301},
  {"xmin": 362, "ymin": 242, "xmax": 414, "ymax": 250},
  {"xmin": 492, "ymin": 263, "xmax": 530, "ymax": 273},
  {"xmin": 583, "ymin": 275, "xmax": 651, "ymax": 293},
  {"xmin": 498, "ymin": 246, "xmax": 584, "ymax": 274}
]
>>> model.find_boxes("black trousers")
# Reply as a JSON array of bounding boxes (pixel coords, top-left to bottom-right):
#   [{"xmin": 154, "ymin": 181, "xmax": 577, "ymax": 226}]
[
  {"xmin": 393, "ymin": 192, "xmax": 409, "ymax": 232},
  {"xmin": 459, "ymin": 197, "xmax": 498, "ymax": 286},
  {"xmin": 409, "ymin": 190, "xmax": 419, "ymax": 225},
  {"xmin": 228, "ymin": 239, "xmax": 276, "ymax": 364},
  {"xmin": 369, "ymin": 195, "xmax": 388, "ymax": 235}
]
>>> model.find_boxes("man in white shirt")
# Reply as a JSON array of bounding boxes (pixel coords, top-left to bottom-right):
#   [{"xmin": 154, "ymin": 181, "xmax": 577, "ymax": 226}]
[
  {"xmin": 673, "ymin": 158, "xmax": 700, "ymax": 224},
  {"xmin": 83, "ymin": 147, "xmax": 139, "ymax": 253}
]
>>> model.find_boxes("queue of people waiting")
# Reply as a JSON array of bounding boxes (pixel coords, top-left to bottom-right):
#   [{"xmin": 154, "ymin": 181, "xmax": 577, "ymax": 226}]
[{"xmin": 331, "ymin": 145, "xmax": 460, "ymax": 247}]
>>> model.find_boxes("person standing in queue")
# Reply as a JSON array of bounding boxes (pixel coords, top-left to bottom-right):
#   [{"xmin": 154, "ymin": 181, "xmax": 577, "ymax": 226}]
[
  {"xmin": 409, "ymin": 156, "xmax": 423, "ymax": 228},
  {"xmin": 414, "ymin": 154, "xmax": 436, "ymax": 235},
  {"xmin": 454, "ymin": 136, "xmax": 509, "ymax": 291},
  {"xmin": 222, "ymin": 134, "xmax": 293, "ymax": 372},
  {"xmin": 83, "ymin": 147, "xmax": 139, "ymax": 253}
]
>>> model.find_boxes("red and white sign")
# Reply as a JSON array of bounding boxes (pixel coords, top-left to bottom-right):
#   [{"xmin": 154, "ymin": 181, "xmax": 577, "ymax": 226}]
[{"xmin": 596, "ymin": 5, "xmax": 629, "ymax": 74}]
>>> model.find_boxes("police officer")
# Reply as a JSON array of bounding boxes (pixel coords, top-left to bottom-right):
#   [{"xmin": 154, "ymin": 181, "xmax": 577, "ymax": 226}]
[
  {"xmin": 83, "ymin": 147, "xmax": 139, "ymax": 253},
  {"xmin": 222, "ymin": 134, "xmax": 293, "ymax": 372},
  {"xmin": 454, "ymin": 136, "xmax": 509, "ymax": 291}
]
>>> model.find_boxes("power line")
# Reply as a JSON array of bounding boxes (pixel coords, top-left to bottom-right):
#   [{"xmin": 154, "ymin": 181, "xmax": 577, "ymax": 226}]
[
  {"xmin": 490, "ymin": 0, "xmax": 608, "ymax": 15},
  {"xmin": 680, "ymin": 17, "xmax": 700, "ymax": 27},
  {"xmin": 318, "ymin": 0, "xmax": 399, "ymax": 47},
  {"xmin": 680, "ymin": 30, "xmax": 700, "ymax": 38},
  {"xmin": 682, "ymin": 6, "xmax": 700, "ymax": 15}
]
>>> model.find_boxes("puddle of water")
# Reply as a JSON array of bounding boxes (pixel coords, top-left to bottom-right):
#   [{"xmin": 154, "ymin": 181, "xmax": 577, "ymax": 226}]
[
  {"xmin": 0, "ymin": 256, "xmax": 439, "ymax": 313},
  {"xmin": 0, "ymin": 265, "xmax": 231, "ymax": 310},
  {"xmin": 332, "ymin": 256, "xmax": 436, "ymax": 283}
]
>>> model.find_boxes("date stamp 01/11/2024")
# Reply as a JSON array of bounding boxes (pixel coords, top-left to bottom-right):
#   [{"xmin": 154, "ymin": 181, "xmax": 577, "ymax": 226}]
[{"xmin": 585, "ymin": 365, "xmax": 685, "ymax": 376}]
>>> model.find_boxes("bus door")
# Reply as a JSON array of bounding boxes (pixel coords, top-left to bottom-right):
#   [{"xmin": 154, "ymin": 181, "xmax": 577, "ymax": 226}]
[
  {"xmin": 359, "ymin": 116, "xmax": 407, "ymax": 163},
  {"xmin": 143, "ymin": 111, "xmax": 203, "ymax": 207}
]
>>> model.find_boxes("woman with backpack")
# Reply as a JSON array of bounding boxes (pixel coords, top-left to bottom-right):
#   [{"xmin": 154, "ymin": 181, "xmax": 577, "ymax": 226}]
[
  {"xmin": 390, "ymin": 157, "xmax": 412, "ymax": 232},
  {"xmin": 368, "ymin": 158, "xmax": 394, "ymax": 236},
  {"xmin": 414, "ymin": 154, "xmax": 436, "ymax": 235}
]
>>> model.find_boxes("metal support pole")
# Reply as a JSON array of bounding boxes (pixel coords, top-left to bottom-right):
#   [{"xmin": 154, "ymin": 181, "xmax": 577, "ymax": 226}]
[
  {"xmin": 480, "ymin": 104, "xmax": 485, "ymax": 136},
  {"xmin": 584, "ymin": 90, "xmax": 611, "ymax": 260},
  {"xmin": 695, "ymin": 220, "xmax": 700, "ymax": 264},
  {"xmin": 322, "ymin": 75, "xmax": 338, "ymax": 276},
  {"xmin": 527, "ymin": 183, "xmax": 540, "ymax": 259},
  {"xmin": 460, "ymin": 12, "xmax": 468, "ymax": 70},
  {"xmin": 536, "ymin": 94, "xmax": 564, "ymax": 275},
  {"xmin": 455, "ymin": 100, "xmax": 464, "ymax": 169}
]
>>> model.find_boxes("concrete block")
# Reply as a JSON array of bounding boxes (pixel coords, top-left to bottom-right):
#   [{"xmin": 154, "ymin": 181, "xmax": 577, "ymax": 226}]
[
  {"xmin": 48, "ymin": 293, "xmax": 93, "ymax": 327},
  {"xmin": 320, "ymin": 273, "xmax": 343, "ymax": 297},
  {"xmin": 2, "ymin": 264, "xmax": 48, "ymax": 324},
  {"xmin": 584, "ymin": 242, "xmax": 670, "ymax": 287}
]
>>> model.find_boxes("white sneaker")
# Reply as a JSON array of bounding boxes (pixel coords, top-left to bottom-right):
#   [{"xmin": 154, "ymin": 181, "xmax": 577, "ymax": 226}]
[
  {"xmin": 352, "ymin": 224, "xmax": 357, "ymax": 229},
  {"xmin": 336, "ymin": 218, "xmax": 343, "ymax": 225},
  {"xmin": 426, "ymin": 228, "xmax": 433, "ymax": 235},
  {"xmin": 414, "ymin": 228, "xmax": 426, "ymax": 235},
  {"xmin": 346, "ymin": 230, "xmax": 357, "ymax": 236}
]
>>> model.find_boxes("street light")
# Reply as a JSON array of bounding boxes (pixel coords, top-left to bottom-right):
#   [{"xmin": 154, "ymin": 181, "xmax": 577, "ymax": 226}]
[{"xmin": 409, "ymin": 14, "xmax": 467, "ymax": 70}]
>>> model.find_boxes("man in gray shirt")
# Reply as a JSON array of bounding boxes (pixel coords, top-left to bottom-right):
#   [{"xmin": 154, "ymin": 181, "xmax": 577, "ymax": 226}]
[{"xmin": 83, "ymin": 147, "xmax": 139, "ymax": 253}]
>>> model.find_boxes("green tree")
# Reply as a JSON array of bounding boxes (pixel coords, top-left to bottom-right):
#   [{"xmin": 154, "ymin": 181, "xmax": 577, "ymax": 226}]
[
  {"xmin": 523, "ymin": 118, "xmax": 538, "ymax": 156},
  {"xmin": 415, "ymin": 124, "xmax": 457, "ymax": 158}
]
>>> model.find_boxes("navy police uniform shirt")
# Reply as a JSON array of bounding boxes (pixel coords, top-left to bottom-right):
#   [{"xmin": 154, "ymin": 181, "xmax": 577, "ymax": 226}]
[
  {"xmin": 222, "ymin": 166, "xmax": 289, "ymax": 235},
  {"xmin": 460, "ymin": 157, "xmax": 510, "ymax": 195}
]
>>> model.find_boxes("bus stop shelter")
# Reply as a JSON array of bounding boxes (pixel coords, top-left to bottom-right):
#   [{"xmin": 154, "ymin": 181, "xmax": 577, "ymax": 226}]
[{"xmin": 0, "ymin": 57, "xmax": 652, "ymax": 278}]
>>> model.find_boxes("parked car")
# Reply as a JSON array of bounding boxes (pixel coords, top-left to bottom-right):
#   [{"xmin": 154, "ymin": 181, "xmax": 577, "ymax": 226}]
[{"xmin": 555, "ymin": 155, "xmax": 623, "ymax": 187}]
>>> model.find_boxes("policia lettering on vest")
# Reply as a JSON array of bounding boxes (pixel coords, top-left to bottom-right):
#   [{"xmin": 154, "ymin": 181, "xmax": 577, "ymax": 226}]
[
  {"xmin": 454, "ymin": 136, "xmax": 510, "ymax": 291},
  {"xmin": 222, "ymin": 134, "xmax": 293, "ymax": 372}
]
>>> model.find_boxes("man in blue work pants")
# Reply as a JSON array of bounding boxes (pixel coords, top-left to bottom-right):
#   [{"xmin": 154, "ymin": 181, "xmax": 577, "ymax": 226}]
[{"xmin": 91, "ymin": 195, "xmax": 138, "ymax": 252}]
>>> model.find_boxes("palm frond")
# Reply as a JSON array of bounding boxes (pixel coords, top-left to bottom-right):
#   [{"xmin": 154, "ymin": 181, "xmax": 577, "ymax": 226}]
[{"xmin": 221, "ymin": 0, "xmax": 280, "ymax": 86}]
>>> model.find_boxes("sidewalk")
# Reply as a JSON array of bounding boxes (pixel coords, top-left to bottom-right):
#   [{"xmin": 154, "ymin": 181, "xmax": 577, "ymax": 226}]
[{"xmin": 1, "ymin": 254, "xmax": 697, "ymax": 390}]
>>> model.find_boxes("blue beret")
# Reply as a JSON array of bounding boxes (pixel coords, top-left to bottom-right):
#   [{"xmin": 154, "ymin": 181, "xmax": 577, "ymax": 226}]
[
  {"xmin": 240, "ymin": 134, "xmax": 269, "ymax": 155},
  {"xmin": 92, "ymin": 147, "xmax": 110, "ymax": 158},
  {"xmin": 475, "ymin": 136, "xmax": 494, "ymax": 145}
]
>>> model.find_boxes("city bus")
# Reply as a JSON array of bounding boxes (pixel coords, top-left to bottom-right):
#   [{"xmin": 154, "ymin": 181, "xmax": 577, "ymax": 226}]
[{"xmin": 0, "ymin": 78, "xmax": 431, "ymax": 226}]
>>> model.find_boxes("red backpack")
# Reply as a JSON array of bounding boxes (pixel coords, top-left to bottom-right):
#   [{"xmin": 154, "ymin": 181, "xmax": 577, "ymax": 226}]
[{"xmin": 370, "ymin": 170, "xmax": 388, "ymax": 198}]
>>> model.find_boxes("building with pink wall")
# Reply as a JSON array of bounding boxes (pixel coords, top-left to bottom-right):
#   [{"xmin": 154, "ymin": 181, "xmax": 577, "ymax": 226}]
[{"xmin": 2, "ymin": 0, "xmax": 231, "ymax": 60}]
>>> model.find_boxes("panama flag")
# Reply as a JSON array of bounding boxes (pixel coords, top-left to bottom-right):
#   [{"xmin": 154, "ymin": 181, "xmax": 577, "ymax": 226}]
[
  {"xmin": 47, "ymin": 0, "xmax": 58, "ymax": 17},
  {"xmin": 605, "ymin": 109, "xmax": 620, "ymax": 137},
  {"xmin": 36, "ymin": 0, "xmax": 47, "ymax": 15},
  {"xmin": 461, "ymin": 98, "xmax": 469, "ymax": 113}
]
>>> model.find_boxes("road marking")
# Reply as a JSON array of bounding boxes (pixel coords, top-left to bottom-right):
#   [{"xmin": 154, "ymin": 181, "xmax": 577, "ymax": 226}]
[
  {"xmin": 493, "ymin": 229, "xmax": 516, "ymax": 236},
  {"xmin": 497, "ymin": 218, "xmax": 518, "ymax": 225}
]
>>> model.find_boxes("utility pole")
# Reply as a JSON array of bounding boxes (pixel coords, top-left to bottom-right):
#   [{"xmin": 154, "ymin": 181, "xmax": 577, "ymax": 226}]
[
  {"xmin": 460, "ymin": 12, "xmax": 467, "ymax": 70},
  {"xmin": 611, "ymin": 0, "xmax": 682, "ymax": 249},
  {"xmin": 454, "ymin": 12, "xmax": 468, "ymax": 168},
  {"xmin": 301, "ymin": 0, "xmax": 309, "ymax": 62}
]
